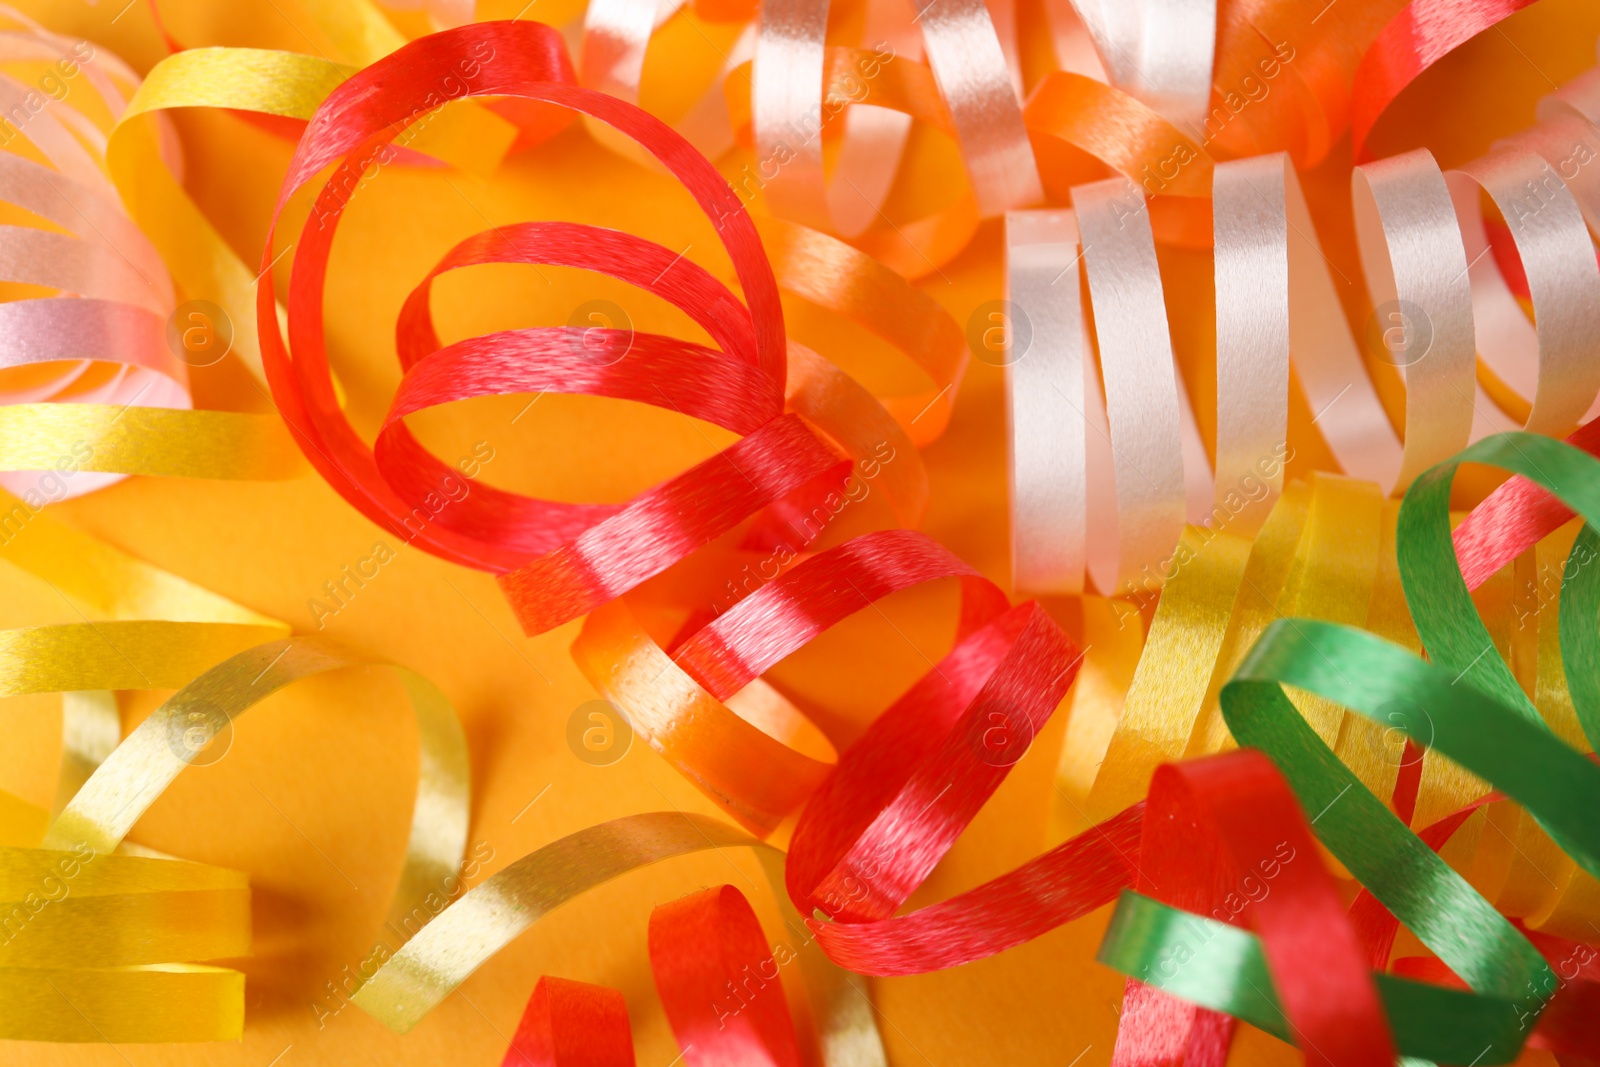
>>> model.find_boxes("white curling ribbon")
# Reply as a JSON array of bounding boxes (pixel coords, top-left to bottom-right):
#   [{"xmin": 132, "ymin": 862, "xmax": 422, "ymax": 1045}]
[{"xmin": 1004, "ymin": 82, "xmax": 1600, "ymax": 599}]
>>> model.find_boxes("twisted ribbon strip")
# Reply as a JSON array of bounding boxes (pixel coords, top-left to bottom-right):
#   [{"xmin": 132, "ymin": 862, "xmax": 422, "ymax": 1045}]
[
  {"xmin": 0, "ymin": 7, "xmax": 295, "ymax": 499},
  {"xmin": 1008, "ymin": 68, "xmax": 1600, "ymax": 598},
  {"xmin": 0, "ymin": 492, "xmax": 472, "ymax": 1040},
  {"xmin": 226, "ymin": 17, "xmax": 1600, "ymax": 1067}
]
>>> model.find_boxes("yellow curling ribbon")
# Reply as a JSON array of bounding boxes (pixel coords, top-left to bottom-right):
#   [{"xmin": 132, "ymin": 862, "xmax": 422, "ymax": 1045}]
[
  {"xmin": 0, "ymin": 404, "xmax": 296, "ymax": 482},
  {"xmin": 1059, "ymin": 464, "xmax": 1600, "ymax": 941},
  {"xmin": 0, "ymin": 496, "xmax": 472, "ymax": 1041},
  {"xmin": 1069, "ymin": 472, "xmax": 1445, "ymax": 835},
  {"xmin": 0, "ymin": 10, "xmax": 299, "ymax": 490},
  {"xmin": 1082, "ymin": 522, "xmax": 1252, "ymax": 822},
  {"xmin": 108, "ymin": 46, "xmax": 514, "ymax": 385},
  {"xmin": 300, "ymin": 0, "xmax": 411, "ymax": 65},
  {"xmin": 349, "ymin": 811, "xmax": 888, "ymax": 1066},
  {"xmin": 1070, "ymin": 480, "xmax": 1310, "ymax": 825},
  {"xmin": 1050, "ymin": 595, "xmax": 1146, "ymax": 841}
]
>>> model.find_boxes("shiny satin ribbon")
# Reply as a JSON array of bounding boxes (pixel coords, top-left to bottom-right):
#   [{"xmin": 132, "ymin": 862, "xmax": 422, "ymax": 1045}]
[
  {"xmin": 0, "ymin": 490, "xmax": 472, "ymax": 1041},
  {"xmin": 1009, "ymin": 83, "xmax": 1600, "ymax": 596},
  {"xmin": 759, "ymin": 217, "xmax": 966, "ymax": 447},
  {"xmin": 1072, "ymin": 471, "xmax": 1396, "ymax": 826},
  {"xmin": 507, "ymin": 878, "xmax": 900, "ymax": 1065},
  {"xmin": 0, "ymin": 2, "xmax": 1587, "ymax": 1062},
  {"xmin": 0, "ymin": 9, "xmax": 296, "ymax": 498},
  {"xmin": 734, "ymin": 38, "xmax": 982, "ymax": 278},
  {"xmin": 158, "ymin": 12, "xmax": 1600, "ymax": 1065},
  {"xmin": 379, "ymin": 0, "xmax": 1554, "ymax": 282},
  {"xmin": 1349, "ymin": 0, "xmax": 1543, "ymax": 162},
  {"xmin": 883, "ymin": 0, "xmax": 1040, "ymax": 217},
  {"xmin": 1446, "ymin": 144, "xmax": 1600, "ymax": 436},
  {"xmin": 1350, "ymin": 148, "xmax": 1480, "ymax": 490},
  {"xmin": 751, "ymin": 0, "xmax": 917, "ymax": 237},
  {"xmin": 682, "ymin": 0, "xmax": 1028, "ymax": 273},
  {"xmin": 109, "ymin": 44, "xmax": 516, "ymax": 387},
  {"xmin": 1206, "ymin": 0, "xmax": 1521, "ymax": 169},
  {"xmin": 581, "ymin": 0, "xmax": 752, "ymax": 167},
  {"xmin": 253, "ymin": 18, "xmax": 940, "ymax": 679},
  {"xmin": 649, "ymin": 884, "xmax": 807, "ymax": 1067},
  {"xmin": 1007, "ymin": 155, "xmax": 1392, "ymax": 597},
  {"xmin": 45, "ymin": 637, "xmax": 471, "ymax": 938},
  {"xmin": 1109, "ymin": 750, "xmax": 1392, "ymax": 1067},
  {"xmin": 1071, "ymin": 177, "xmax": 1197, "ymax": 595},
  {"xmin": 1017, "ymin": 431, "xmax": 1600, "ymax": 1062},
  {"xmin": 1099, "ymin": 891, "xmax": 1526, "ymax": 1064},
  {"xmin": 250, "ymin": 15, "xmax": 1117, "ymax": 992},
  {"xmin": 253, "ymin": 30, "xmax": 940, "ymax": 1052},
  {"xmin": 1004, "ymin": 208, "xmax": 1092, "ymax": 594},
  {"xmin": 501, "ymin": 975, "xmax": 636, "ymax": 1066},
  {"xmin": 349, "ymin": 810, "xmax": 887, "ymax": 1067},
  {"xmin": 1066, "ymin": 0, "xmax": 1217, "ymax": 125},
  {"xmin": 1092, "ymin": 430, "xmax": 1600, "ymax": 1062}
]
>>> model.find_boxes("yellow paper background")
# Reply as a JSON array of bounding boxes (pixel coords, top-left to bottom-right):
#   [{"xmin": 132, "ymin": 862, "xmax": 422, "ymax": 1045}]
[{"xmin": 0, "ymin": 0, "xmax": 1596, "ymax": 1062}]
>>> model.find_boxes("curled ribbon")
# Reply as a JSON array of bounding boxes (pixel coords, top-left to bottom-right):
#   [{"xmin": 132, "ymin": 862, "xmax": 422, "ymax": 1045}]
[
  {"xmin": 0, "ymin": 491, "xmax": 470, "ymax": 1040},
  {"xmin": 0, "ymin": 0, "xmax": 1588, "ymax": 1060},
  {"xmin": 1007, "ymin": 69, "xmax": 1600, "ymax": 599},
  {"xmin": 0, "ymin": 8, "xmax": 295, "ymax": 500}
]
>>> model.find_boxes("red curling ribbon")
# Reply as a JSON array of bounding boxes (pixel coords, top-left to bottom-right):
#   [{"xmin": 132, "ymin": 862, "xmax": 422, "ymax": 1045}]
[
  {"xmin": 811, "ymin": 801, "xmax": 1144, "ymax": 976},
  {"xmin": 648, "ymin": 885, "xmax": 803, "ymax": 1067},
  {"xmin": 660, "ymin": 534, "xmax": 1149, "ymax": 975},
  {"xmin": 1118, "ymin": 751, "xmax": 1396, "ymax": 1067},
  {"xmin": 147, "ymin": 0, "xmax": 575, "ymax": 151},
  {"xmin": 502, "ymin": 976, "xmax": 636, "ymax": 1067},
  {"xmin": 1350, "ymin": 0, "xmax": 1543, "ymax": 162},
  {"xmin": 669, "ymin": 529, "xmax": 1011, "ymax": 697},
  {"xmin": 262, "ymin": 20, "xmax": 807, "ymax": 593},
  {"xmin": 253, "ymin": 26, "xmax": 1600, "ymax": 1032},
  {"xmin": 1521, "ymin": 924, "xmax": 1600, "ymax": 1061},
  {"xmin": 786, "ymin": 599, "xmax": 1079, "ymax": 924},
  {"xmin": 1345, "ymin": 794, "xmax": 1600, "ymax": 1059},
  {"xmin": 498, "ymin": 415, "xmax": 849, "ymax": 634},
  {"xmin": 1453, "ymin": 417, "xmax": 1600, "ymax": 590}
]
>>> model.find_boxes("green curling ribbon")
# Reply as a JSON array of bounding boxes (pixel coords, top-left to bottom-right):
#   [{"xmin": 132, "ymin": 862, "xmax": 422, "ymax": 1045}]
[
  {"xmin": 1220, "ymin": 619, "xmax": 1556, "ymax": 1003},
  {"xmin": 1558, "ymin": 522, "xmax": 1600, "ymax": 750},
  {"xmin": 1399, "ymin": 433, "xmax": 1600, "ymax": 877},
  {"xmin": 1097, "ymin": 890, "xmax": 1524, "ymax": 1064},
  {"xmin": 1095, "ymin": 433, "xmax": 1600, "ymax": 1055}
]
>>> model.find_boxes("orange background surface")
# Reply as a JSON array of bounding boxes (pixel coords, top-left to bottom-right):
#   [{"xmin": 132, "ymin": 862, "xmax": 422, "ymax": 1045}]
[{"xmin": 0, "ymin": 0, "xmax": 1598, "ymax": 1063}]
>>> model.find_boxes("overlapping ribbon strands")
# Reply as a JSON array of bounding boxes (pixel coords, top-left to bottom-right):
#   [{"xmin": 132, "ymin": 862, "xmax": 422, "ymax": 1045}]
[
  {"xmin": 0, "ymin": 499, "xmax": 471, "ymax": 1042},
  {"xmin": 0, "ymin": 9, "xmax": 479, "ymax": 1042},
  {"xmin": 1006, "ymin": 49, "xmax": 1600, "ymax": 600},
  {"xmin": 0, "ymin": 5, "xmax": 295, "ymax": 494},
  {"xmin": 0, "ymin": 0, "xmax": 1596, "ymax": 1062}
]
